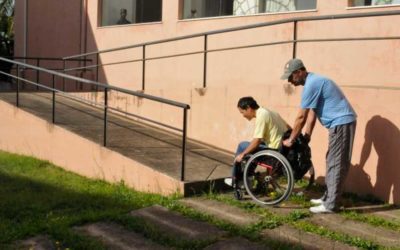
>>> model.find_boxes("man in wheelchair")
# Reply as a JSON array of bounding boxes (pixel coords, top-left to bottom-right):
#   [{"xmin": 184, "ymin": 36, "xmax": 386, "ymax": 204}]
[
  {"xmin": 224, "ymin": 97, "xmax": 290, "ymax": 187},
  {"xmin": 225, "ymin": 97, "xmax": 314, "ymax": 204}
]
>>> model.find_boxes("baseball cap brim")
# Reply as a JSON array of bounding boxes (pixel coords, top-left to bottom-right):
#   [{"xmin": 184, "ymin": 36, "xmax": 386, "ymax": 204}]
[{"xmin": 280, "ymin": 72, "xmax": 291, "ymax": 80}]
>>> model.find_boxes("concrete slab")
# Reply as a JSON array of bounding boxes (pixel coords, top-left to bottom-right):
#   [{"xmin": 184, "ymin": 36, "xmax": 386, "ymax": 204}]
[
  {"xmin": 371, "ymin": 208, "xmax": 400, "ymax": 223},
  {"xmin": 308, "ymin": 214, "xmax": 400, "ymax": 248},
  {"xmin": 262, "ymin": 225, "xmax": 357, "ymax": 250},
  {"xmin": 204, "ymin": 237, "xmax": 268, "ymax": 250},
  {"xmin": 75, "ymin": 222, "xmax": 169, "ymax": 250},
  {"xmin": 129, "ymin": 205, "xmax": 226, "ymax": 241},
  {"xmin": 180, "ymin": 198, "xmax": 261, "ymax": 226},
  {"xmin": 267, "ymin": 202, "xmax": 308, "ymax": 216},
  {"xmin": 14, "ymin": 235, "xmax": 55, "ymax": 250}
]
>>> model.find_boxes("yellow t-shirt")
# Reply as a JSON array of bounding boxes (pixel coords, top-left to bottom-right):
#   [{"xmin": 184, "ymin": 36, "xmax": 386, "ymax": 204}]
[{"xmin": 253, "ymin": 107, "xmax": 288, "ymax": 149}]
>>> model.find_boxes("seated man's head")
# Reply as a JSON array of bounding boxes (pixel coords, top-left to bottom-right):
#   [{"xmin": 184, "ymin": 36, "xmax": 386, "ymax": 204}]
[{"xmin": 237, "ymin": 96, "xmax": 259, "ymax": 121}]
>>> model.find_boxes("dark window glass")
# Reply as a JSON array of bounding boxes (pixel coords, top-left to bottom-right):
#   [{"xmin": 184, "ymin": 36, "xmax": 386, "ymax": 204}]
[{"xmin": 101, "ymin": 0, "xmax": 162, "ymax": 26}]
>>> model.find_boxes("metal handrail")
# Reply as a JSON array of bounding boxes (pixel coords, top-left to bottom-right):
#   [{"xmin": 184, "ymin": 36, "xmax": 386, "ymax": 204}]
[
  {"xmin": 0, "ymin": 56, "xmax": 190, "ymax": 181},
  {"xmin": 11, "ymin": 56, "xmax": 92, "ymax": 62},
  {"xmin": 62, "ymin": 9, "xmax": 400, "ymax": 90},
  {"xmin": 6, "ymin": 56, "xmax": 93, "ymax": 91},
  {"xmin": 64, "ymin": 10, "xmax": 400, "ymax": 59}
]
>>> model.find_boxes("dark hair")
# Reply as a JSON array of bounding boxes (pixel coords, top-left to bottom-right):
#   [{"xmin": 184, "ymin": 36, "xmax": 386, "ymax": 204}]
[{"xmin": 237, "ymin": 96, "xmax": 259, "ymax": 110}]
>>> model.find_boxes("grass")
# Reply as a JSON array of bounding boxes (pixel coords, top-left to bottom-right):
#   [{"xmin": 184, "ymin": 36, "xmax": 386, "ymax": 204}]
[
  {"xmin": 0, "ymin": 150, "xmax": 188, "ymax": 249},
  {"xmin": 203, "ymin": 183, "xmax": 400, "ymax": 250},
  {"xmin": 1, "ymin": 150, "xmax": 398, "ymax": 250}
]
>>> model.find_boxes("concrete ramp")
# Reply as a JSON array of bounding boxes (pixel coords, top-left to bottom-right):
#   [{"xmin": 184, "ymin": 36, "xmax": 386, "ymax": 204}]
[{"xmin": 0, "ymin": 92, "xmax": 232, "ymax": 196}]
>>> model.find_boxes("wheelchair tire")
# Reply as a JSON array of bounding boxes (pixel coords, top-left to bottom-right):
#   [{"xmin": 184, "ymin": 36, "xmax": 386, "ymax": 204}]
[{"xmin": 243, "ymin": 150, "xmax": 294, "ymax": 206}]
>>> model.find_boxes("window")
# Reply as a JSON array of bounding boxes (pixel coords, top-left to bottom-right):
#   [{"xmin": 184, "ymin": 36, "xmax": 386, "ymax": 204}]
[
  {"xmin": 259, "ymin": 0, "xmax": 316, "ymax": 13},
  {"xmin": 349, "ymin": 0, "xmax": 400, "ymax": 7},
  {"xmin": 182, "ymin": 0, "xmax": 233, "ymax": 19},
  {"xmin": 181, "ymin": 0, "xmax": 316, "ymax": 19},
  {"xmin": 100, "ymin": 0, "xmax": 162, "ymax": 26}
]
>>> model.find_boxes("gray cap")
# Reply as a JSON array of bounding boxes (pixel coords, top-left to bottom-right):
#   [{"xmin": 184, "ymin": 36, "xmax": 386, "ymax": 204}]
[{"xmin": 280, "ymin": 58, "xmax": 305, "ymax": 80}]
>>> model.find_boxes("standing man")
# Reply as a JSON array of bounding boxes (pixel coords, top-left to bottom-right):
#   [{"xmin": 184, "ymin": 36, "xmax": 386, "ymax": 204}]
[
  {"xmin": 281, "ymin": 59, "xmax": 357, "ymax": 213},
  {"xmin": 225, "ymin": 96, "xmax": 290, "ymax": 186}
]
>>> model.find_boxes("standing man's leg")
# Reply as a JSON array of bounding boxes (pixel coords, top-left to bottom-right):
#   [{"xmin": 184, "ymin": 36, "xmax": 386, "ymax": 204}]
[{"xmin": 324, "ymin": 122, "xmax": 356, "ymax": 211}]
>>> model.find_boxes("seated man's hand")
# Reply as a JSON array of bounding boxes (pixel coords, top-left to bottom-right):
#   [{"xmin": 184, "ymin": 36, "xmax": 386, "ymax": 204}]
[{"xmin": 235, "ymin": 153, "xmax": 245, "ymax": 163}]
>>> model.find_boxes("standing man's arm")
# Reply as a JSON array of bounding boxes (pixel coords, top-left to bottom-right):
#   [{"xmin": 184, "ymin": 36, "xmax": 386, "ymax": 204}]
[
  {"xmin": 304, "ymin": 109, "xmax": 316, "ymax": 142},
  {"xmin": 283, "ymin": 108, "xmax": 309, "ymax": 147},
  {"xmin": 235, "ymin": 138, "xmax": 262, "ymax": 162}
]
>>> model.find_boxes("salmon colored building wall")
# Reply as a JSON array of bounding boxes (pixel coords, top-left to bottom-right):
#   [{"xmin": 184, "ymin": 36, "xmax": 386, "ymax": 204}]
[
  {"xmin": 13, "ymin": 0, "xmax": 400, "ymax": 204},
  {"xmin": 0, "ymin": 100, "xmax": 182, "ymax": 195}
]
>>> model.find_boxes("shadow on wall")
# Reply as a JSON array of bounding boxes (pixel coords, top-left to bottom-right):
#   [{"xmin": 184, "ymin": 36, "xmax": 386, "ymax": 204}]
[{"xmin": 347, "ymin": 115, "xmax": 400, "ymax": 204}]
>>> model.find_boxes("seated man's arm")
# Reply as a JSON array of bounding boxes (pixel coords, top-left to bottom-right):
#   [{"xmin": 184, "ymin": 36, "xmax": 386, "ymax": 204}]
[{"xmin": 235, "ymin": 138, "xmax": 262, "ymax": 162}]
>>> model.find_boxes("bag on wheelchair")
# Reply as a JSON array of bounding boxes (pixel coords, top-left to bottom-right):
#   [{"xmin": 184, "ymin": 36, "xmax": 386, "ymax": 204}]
[{"xmin": 281, "ymin": 130, "xmax": 313, "ymax": 180}]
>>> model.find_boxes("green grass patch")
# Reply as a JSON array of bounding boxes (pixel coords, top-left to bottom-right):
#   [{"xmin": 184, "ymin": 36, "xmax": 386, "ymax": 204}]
[
  {"xmin": 0, "ymin": 151, "xmax": 188, "ymax": 249},
  {"xmin": 292, "ymin": 221, "xmax": 380, "ymax": 250},
  {"xmin": 341, "ymin": 211, "xmax": 400, "ymax": 232}
]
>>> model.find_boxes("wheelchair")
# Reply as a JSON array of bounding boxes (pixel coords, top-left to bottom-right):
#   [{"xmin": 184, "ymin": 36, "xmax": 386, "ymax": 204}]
[{"xmin": 232, "ymin": 134, "xmax": 315, "ymax": 206}]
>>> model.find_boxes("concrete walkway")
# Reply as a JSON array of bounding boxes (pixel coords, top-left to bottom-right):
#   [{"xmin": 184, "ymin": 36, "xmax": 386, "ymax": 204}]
[{"xmin": 0, "ymin": 92, "xmax": 232, "ymax": 190}]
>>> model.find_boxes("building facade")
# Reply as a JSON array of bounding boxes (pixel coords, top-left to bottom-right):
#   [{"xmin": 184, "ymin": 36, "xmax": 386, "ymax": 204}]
[{"xmin": 13, "ymin": 0, "xmax": 400, "ymax": 203}]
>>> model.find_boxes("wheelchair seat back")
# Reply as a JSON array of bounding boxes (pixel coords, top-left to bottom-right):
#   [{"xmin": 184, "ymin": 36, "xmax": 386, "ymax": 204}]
[{"xmin": 281, "ymin": 131, "xmax": 313, "ymax": 180}]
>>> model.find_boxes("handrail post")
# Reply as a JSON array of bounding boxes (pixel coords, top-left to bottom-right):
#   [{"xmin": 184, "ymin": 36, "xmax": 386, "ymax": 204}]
[
  {"xmin": 181, "ymin": 107, "xmax": 188, "ymax": 181},
  {"xmin": 62, "ymin": 59, "xmax": 66, "ymax": 91},
  {"xmin": 36, "ymin": 59, "xmax": 40, "ymax": 91},
  {"xmin": 52, "ymin": 74, "xmax": 56, "ymax": 123},
  {"xmin": 103, "ymin": 87, "xmax": 108, "ymax": 146},
  {"xmin": 16, "ymin": 65, "xmax": 20, "ymax": 107},
  {"xmin": 203, "ymin": 34, "xmax": 208, "ymax": 88},
  {"xmin": 292, "ymin": 20, "xmax": 298, "ymax": 59},
  {"xmin": 142, "ymin": 45, "xmax": 146, "ymax": 91},
  {"xmin": 96, "ymin": 53, "xmax": 99, "ymax": 92}
]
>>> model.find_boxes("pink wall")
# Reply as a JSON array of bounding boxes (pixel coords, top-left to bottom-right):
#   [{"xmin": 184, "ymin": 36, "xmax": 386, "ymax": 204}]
[
  {"xmin": 0, "ymin": 100, "xmax": 182, "ymax": 195},
  {"xmin": 15, "ymin": 0, "xmax": 82, "ymax": 58},
  {"xmin": 13, "ymin": 0, "xmax": 400, "ymax": 203}
]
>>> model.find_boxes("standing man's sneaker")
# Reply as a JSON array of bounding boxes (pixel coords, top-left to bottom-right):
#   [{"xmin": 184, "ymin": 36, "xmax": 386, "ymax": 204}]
[
  {"xmin": 310, "ymin": 198, "xmax": 323, "ymax": 205},
  {"xmin": 224, "ymin": 178, "xmax": 233, "ymax": 186},
  {"xmin": 309, "ymin": 204, "xmax": 333, "ymax": 213}
]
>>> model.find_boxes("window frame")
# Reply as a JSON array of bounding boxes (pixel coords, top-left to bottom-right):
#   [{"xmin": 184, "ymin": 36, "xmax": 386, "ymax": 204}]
[
  {"xmin": 178, "ymin": 0, "xmax": 318, "ymax": 20},
  {"xmin": 347, "ymin": 0, "xmax": 400, "ymax": 9},
  {"xmin": 98, "ymin": 0, "xmax": 163, "ymax": 28}
]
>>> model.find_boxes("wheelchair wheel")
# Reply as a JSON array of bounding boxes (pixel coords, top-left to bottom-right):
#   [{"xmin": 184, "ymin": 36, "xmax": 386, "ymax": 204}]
[{"xmin": 243, "ymin": 150, "xmax": 294, "ymax": 206}]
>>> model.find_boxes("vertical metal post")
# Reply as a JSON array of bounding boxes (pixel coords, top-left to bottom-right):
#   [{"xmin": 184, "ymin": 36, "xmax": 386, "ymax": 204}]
[
  {"xmin": 36, "ymin": 58, "xmax": 40, "ymax": 90},
  {"xmin": 203, "ymin": 35, "xmax": 208, "ymax": 88},
  {"xmin": 96, "ymin": 53, "xmax": 99, "ymax": 92},
  {"xmin": 181, "ymin": 108, "xmax": 188, "ymax": 181},
  {"xmin": 292, "ymin": 21, "xmax": 298, "ymax": 59},
  {"xmin": 103, "ymin": 87, "xmax": 108, "ymax": 147},
  {"xmin": 16, "ymin": 65, "xmax": 20, "ymax": 107},
  {"xmin": 142, "ymin": 45, "xmax": 146, "ymax": 91},
  {"xmin": 52, "ymin": 74, "xmax": 56, "ymax": 124},
  {"xmin": 62, "ymin": 59, "xmax": 66, "ymax": 91}
]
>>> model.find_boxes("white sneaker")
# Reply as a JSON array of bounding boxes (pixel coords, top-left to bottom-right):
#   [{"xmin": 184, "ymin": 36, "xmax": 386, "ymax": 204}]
[
  {"xmin": 224, "ymin": 178, "xmax": 233, "ymax": 186},
  {"xmin": 310, "ymin": 198, "xmax": 323, "ymax": 205},
  {"xmin": 309, "ymin": 204, "xmax": 333, "ymax": 214}
]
